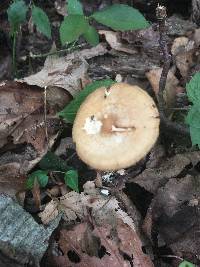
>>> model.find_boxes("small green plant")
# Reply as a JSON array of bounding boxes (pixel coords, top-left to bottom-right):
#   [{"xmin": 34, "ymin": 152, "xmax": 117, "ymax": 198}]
[
  {"xmin": 26, "ymin": 170, "xmax": 49, "ymax": 190},
  {"xmin": 7, "ymin": 0, "xmax": 149, "ymax": 75},
  {"xmin": 179, "ymin": 260, "xmax": 196, "ymax": 267},
  {"xmin": 60, "ymin": 0, "xmax": 149, "ymax": 46},
  {"xmin": 7, "ymin": 0, "xmax": 51, "ymax": 75},
  {"xmin": 64, "ymin": 170, "xmax": 79, "ymax": 192},
  {"xmin": 186, "ymin": 72, "xmax": 200, "ymax": 147},
  {"xmin": 26, "ymin": 152, "xmax": 79, "ymax": 192},
  {"xmin": 7, "ymin": 0, "xmax": 28, "ymax": 74}
]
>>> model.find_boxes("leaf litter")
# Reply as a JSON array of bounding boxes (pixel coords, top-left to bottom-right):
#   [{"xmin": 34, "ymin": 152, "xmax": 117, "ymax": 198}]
[
  {"xmin": 39, "ymin": 181, "xmax": 153, "ymax": 267},
  {"xmin": 1, "ymin": 2, "xmax": 200, "ymax": 267}
]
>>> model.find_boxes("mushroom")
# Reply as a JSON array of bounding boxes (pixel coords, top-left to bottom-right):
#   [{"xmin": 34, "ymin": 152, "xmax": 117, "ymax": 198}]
[{"xmin": 72, "ymin": 83, "xmax": 160, "ymax": 171}]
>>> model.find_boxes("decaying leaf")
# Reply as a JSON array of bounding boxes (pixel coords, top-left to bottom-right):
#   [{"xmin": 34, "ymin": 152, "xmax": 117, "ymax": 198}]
[
  {"xmin": 0, "ymin": 81, "xmax": 61, "ymax": 196},
  {"xmin": 194, "ymin": 28, "xmax": 200, "ymax": 47},
  {"xmin": 99, "ymin": 30, "xmax": 136, "ymax": 54},
  {"xmin": 18, "ymin": 44, "xmax": 108, "ymax": 96},
  {"xmin": 39, "ymin": 199, "xmax": 60, "ymax": 225},
  {"xmin": 171, "ymin": 37, "xmax": 195, "ymax": 78},
  {"xmin": 55, "ymin": 219, "xmax": 154, "ymax": 267},
  {"xmin": 0, "ymin": 194, "xmax": 61, "ymax": 267},
  {"xmin": 39, "ymin": 181, "xmax": 153, "ymax": 266},
  {"xmin": 121, "ymin": 26, "xmax": 160, "ymax": 57},
  {"xmin": 146, "ymin": 67, "xmax": 178, "ymax": 111},
  {"xmin": 129, "ymin": 151, "xmax": 200, "ymax": 194},
  {"xmin": 143, "ymin": 175, "xmax": 200, "ymax": 261},
  {"xmin": 0, "ymin": 162, "xmax": 26, "ymax": 196},
  {"xmin": 68, "ymin": 43, "xmax": 108, "ymax": 60},
  {"xmin": 39, "ymin": 181, "xmax": 139, "ymax": 230},
  {"xmin": 19, "ymin": 56, "xmax": 88, "ymax": 96},
  {"xmin": 166, "ymin": 15, "xmax": 197, "ymax": 36}
]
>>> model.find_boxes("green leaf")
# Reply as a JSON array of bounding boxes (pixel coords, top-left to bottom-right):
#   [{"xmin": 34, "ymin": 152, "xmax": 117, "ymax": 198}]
[
  {"xmin": 64, "ymin": 170, "xmax": 79, "ymax": 192},
  {"xmin": 26, "ymin": 170, "xmax": 48, "ymax": 189},
  {"xmin": 39, "ymin": 151, "xmax": 70, "ymax": 172},
  {"xmin": 186, "ymin": 72, "xmax": 200, "ymax": 105},
  {"xmin": 58, "ymin": 79, "xmax": 115, "ymax": 123},
  {"xmin": 91, "ymin": 4, "xmax": 149, "ymax": 31},
  {"xmin": 179, "ymin": 260, "xmax": 196, "ymax": 267},
  {"xmin": 186, "ymin": 105, "xmax": 200, "ymax": 147},
  {"xmin": 32, "ymin": 6, "xmax": 51, "ymax": 39},
  {"xmin": 7, "ymin": 0, "xmax": 28, "ymax": 34},
  {"xmin": 186, "ymin": 105, "xmax": 200, "ymax": 129},
  {"xmin": 186, "ymin": 73, "xmax": 200, "ymax": 147},
  {"xmin": 83, "ymin": 25, "xmax": 99, "ymax": 46},
  {"xmin": 67, "ymin": 0, "xmax": 83, "ymax": 15},
  {"xmin": 60, "ymin": 15, "xmax": 89, "ymax": 45}
]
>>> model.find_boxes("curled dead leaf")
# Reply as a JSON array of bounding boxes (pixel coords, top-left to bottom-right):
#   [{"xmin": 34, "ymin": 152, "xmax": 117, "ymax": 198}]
[
  {"xmin": 99, "ymin": 30, "xmax": 136, "ymax": 54},
  {"xmin": 146, "ymin": 68, "xmax": 178, "ymax": 111}
]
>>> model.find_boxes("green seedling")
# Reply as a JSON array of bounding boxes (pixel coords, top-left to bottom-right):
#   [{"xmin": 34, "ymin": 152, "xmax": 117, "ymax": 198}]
[
  {"xmin": 186, "ymin": 72, "xmax": 200, "ymax": 147},
  {"xmin": 60, "ymin": 0, "xmax": 150, "ymax": 46},
  {"xmin": 179, "ymin": 260, "xmax": 196, "ymax": 267},
  {"xmin": 7, "ymin": 0, "xmax": 51, "ymax": 75}
]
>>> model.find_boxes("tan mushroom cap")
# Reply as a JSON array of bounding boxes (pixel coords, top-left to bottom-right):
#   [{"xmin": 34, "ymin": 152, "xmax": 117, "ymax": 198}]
[{"xmin": 72, "ymin": 83, "xmax": 160, "ymax": 171}]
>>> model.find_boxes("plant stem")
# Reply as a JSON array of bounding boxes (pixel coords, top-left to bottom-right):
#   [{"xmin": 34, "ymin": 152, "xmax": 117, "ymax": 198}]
[
  {"xmin": 12, "ymin": 32, "xmax": 16, "ymax": 76},
  {"xmin": 29, "ymin": 43, "xmax": 86, "ymax": 59},
  {"xmin": 156, "ymin": 5, "xmax": 190, "ymax": 136}
]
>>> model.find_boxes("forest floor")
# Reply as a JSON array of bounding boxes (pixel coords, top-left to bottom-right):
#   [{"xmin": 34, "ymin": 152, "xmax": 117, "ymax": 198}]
[{"xmin": 0, "ymin": 1, "xmax": 199, "ymax": 267}]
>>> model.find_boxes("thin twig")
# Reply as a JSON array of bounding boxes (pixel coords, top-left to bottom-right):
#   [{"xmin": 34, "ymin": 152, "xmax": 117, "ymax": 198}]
[
  {"xmin": 159, "ymin": 255, "xmax": 184, "ymax": 261},
  {"xmin": 29, "ymin": 43, "xmax": 86, "ymax": 59},
  {"xmin": 44, "ymin": 86, "xmax": 49, "ymax": 147},
  {"xmin": 156, "ymin": 5, "xmax": 190, "ymax": 136}
]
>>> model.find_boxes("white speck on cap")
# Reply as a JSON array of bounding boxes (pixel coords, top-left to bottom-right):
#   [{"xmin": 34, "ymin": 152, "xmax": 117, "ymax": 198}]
[
  {"xmin": 104, "ymin": 88, "xmax": 111, "ymax": 97},
  {"xmin": 83, "ymin": 116, "xmax": 102, "ymax": 135}
]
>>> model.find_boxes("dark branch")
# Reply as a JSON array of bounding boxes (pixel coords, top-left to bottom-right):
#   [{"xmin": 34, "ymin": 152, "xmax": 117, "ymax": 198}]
[{"xmin": 156, "ymin": 5, "xmax": 190, "ymax": 136}]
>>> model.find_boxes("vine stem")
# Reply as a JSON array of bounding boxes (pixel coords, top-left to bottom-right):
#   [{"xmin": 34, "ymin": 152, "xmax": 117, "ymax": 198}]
[
  {"xmin": 29, "ymin": 43, "xmax": 86, "ymax": 59},
  {"xmin": 156, "ymin": 4, "xmax": 190, "ymax": 136}
]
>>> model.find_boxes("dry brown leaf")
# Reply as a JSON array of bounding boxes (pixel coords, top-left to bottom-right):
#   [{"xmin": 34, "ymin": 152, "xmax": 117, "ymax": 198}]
[
  {"xmin": 54, "ymin": 137, "xmax": 75, "ymax": 156},
  {"xmin": 146, "ymin": 68, "xmax": 178, "ymax": 110},
  {"xmin": 18, "ymin": 56, "xmax": 88, "ymax": 96},
  {"xmin": 194, "ymin": 28, "xmax": 200, "ymax": 47},
  {"xmin": 143, "ymin": 175, "xmax": 200, "ymax": 261},
  {"xmin": 171, "ymin": 37, "xmax": 195, "ymax": 78},
  {"xmin": 55, "ymin": 219, "xmax": 153, "ymax": 267},
  {"xmin": 18, "ymin": 44, "xmax": 108, "ymax": 96},
  {"xmin": 39, "ymin": 183, "xmax": 137, "ymax": 232},
  {"xmin": 171, "ymin": 37, "xmax": 190, "ymax": 56},
  {"xmin": 39, "ymin": 200, "xmax": 59, "ymax": 225},
  {"xmin": 129, "ymin": 151, "xmax": 200, "ymax": 194},
  {"xmin": 0, "ymin": 81, "xmax": 61, "ymax": 196},
  {"xmin": 176, "ymin": 51, "xmax": 194, "ymax": 79},
  {"xmin": 40, "ymin": 182, "xmax": 153, "ymax": 266},
  {"xmin": 99, "ymin": 30, "xmax": 136, "ymax": 54},
  {"xmin": 166, "ymin": 15, "xmax": 197, "ymax": 36},
  {"xmin": 121, "ymin": 26, "xmax": 160, "ymax": 56},
  {"xmin": 67, "ymin": 43, "xmax": 108, "ymax": 60},
  {"xmin": 0, "ymin": 163, "xmax": 25, "ymax": 196}
]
